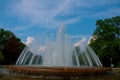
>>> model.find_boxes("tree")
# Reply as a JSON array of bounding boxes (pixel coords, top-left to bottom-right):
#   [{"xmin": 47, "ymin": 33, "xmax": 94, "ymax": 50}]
[
  {"xmin": 3, "ymin": 37, "xmax": 21, "ymax": 64},
  {"xmin": 0, "ymin": 28, "xmax": 16, "ymax": 49},
  {"xmin": 0, "ymin": 50, "xmax": 4, "ymax": 64},
  {"xmin": 90, "ymin": 16, "xmax": 120, "ymax": 67},
  {"xmin": 0, "ymin": 28, "xmax": 25, "ymax": 64}
]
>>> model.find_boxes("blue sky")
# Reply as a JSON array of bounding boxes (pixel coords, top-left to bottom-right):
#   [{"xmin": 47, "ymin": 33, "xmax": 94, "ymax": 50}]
[{"xmin": 0, "ymin": 0, "xmax": 120, "ymax": 43}]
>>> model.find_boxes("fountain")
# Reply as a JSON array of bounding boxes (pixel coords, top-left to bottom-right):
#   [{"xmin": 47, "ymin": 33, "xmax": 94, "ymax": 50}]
[
  {"xmin": 5, "ymin": 24, "xmax": 111, "ymax": 78},
  {"xmin": 16, "ymin": 24, "xmax": 102, "ymax": 67}
]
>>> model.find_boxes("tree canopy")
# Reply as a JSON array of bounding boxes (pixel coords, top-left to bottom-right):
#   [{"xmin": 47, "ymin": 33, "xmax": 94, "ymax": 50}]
[
  {"xmin": 0, "ymin": 28, "xmax": 25, "ymax": 64},
  {"xmin": 90, "ymin": 16, "xmax": 120, "ymax": 67}
]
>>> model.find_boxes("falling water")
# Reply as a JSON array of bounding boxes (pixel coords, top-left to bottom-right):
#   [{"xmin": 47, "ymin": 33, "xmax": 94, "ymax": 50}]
[{"xmin": 16, "ymin": 24, "xmax": 102, "ymax": 67}]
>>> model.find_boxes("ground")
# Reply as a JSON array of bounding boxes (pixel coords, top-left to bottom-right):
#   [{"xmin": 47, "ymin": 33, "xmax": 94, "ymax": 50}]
[{"xmin": 0, "ymin": 66, "xmax": 120, "ymax": 80}]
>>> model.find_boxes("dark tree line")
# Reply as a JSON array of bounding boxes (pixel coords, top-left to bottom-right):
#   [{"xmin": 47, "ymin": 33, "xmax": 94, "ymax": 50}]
[
  {"xmin": 0, "ymin": 28, "xmax": 25, "ymax": 64},
  {"xmin": 90, "ymin": 16, "xmax": 120, "ymax": 67}
]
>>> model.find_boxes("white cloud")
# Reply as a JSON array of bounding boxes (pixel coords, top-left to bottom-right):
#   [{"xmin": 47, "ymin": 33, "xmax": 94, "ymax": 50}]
[
  {"xmin": 24, "ymin": 36, "xmax": 46, "ymax": 54},
  {"xmin": 74, "ymin": 37, "xmax": 87, "ymax": 47},
  {"xmin": 25, "ymin": 36, "xmax": 35, "ymax": 45},
  {"xmin": 10, "ymin": 0, "xmax": 73, "ymax": 28},
  {"xmin": 38, "ymin": 46, "xmax": 46, "ymax": 53},
  {"xmin": 9, "ymin": 0, "xmax": 120, "ymax": 30}
]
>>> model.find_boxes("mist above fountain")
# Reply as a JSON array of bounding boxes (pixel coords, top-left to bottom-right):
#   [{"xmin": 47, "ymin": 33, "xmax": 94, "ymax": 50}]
[{"xmin": 16, "ymin": 24, "xmax": 102, "ymax": 67}]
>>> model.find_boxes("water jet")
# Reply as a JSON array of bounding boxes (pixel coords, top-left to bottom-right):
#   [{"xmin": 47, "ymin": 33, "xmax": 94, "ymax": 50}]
[{"xmin": 6, "ymin": 24, "xmax": 111, "ymax": 78}]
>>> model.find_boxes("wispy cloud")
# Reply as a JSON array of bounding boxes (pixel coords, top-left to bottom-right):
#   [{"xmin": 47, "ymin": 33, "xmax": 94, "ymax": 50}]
[
  {"xmin": 10, "ymin": 0, "xmax": 73, "ymax": 28},
  {"xmin": 14, "ymin": 26, "xmax": 29, "ymax": 31},
  {"xmin": 16, "ymin": 32, "xmax": 29, "ymax": 37},
  {"xmin": 9, "ymin": 0, "xmax": 120, "ymax": 29},
  {"xmin": 72, "ymin": 0, "xmax": 120, "ymax": 8},
  {"xmin": 92, "ymin": 7, "xmax": 120, "ymax": 18},
  {"xmin": 70, "ymin": 35, "xmax": 90, "ymax": 39}
]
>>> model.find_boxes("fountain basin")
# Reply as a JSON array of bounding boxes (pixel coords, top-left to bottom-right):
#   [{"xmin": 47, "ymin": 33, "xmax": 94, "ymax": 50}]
[{"xmin": 5, "ymin": 65, "xmax": 111, "ymax": 77}]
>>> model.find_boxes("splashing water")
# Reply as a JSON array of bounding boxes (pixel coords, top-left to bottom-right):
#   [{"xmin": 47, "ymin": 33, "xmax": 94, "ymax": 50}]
[{"xmin": 16, "ymin": 24, "xmax": 102, "ymax": 67}]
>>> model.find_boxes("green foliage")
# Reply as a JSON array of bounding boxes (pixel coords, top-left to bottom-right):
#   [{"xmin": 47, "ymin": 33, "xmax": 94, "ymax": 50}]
[
  {"xmin": 0, "ymin": 28, "xmax": 25, "ymax": 65},
  {"xmin": 117, "ymin": 62, "xmax": 120, "ymax": 68},
  {"xmin": 0, "ymin": 50, "xmax": 4, "ymax": 64},
  {"xmin": 0, "ymin": 29, "xmax": 16, "ymax": 49},
  {"xmin": 90, "ymin": 16, "xmax": 120, "ymax": 67}
]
